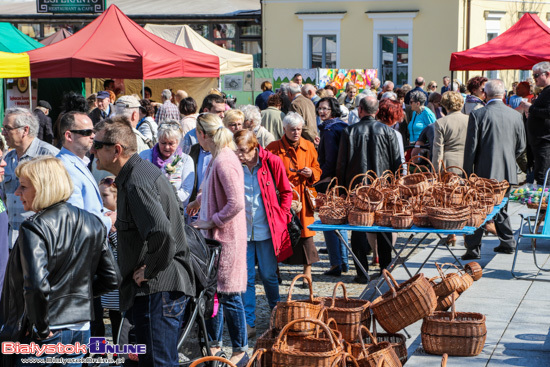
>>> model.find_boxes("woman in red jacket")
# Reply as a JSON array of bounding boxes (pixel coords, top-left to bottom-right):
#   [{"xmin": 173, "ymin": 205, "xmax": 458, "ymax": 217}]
[{"xmin": 233, "ymin": 129, "xmax": 292, "ymax": 338}]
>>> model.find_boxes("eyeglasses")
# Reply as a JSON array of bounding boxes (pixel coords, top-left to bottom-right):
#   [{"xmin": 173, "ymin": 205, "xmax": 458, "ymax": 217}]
[
  {"xmin": 70, "ymin": 129, "xmax": 94, "ymax": 136},
  {"xmin": 533, "ymin": 72, "xmax": 546, "ymax": 79},
  {"xmin": 99, "ymin": 177, "xmax": 116, "ymax": 188},
  {"xmin": 93, "ymin": 140, "xmax": 116, "ymax": 150},
  {"xmin": 3, "ymin": 125, "xmax": 23, "ymax": 132}
]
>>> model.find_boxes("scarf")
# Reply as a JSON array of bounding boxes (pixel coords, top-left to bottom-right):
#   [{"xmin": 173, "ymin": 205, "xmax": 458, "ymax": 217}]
[
  {"xmin": 465, "ymin": 94, "xmax": 486, "ymax": 106},
  {"xmin": 151, "ymin": 143, "xmax": 183, "ymax": 170}
]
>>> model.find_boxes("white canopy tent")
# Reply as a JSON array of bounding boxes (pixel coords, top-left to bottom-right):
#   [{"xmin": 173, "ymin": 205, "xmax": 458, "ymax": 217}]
[{"xmin": 144, "ymin": 24, "xmax": 254, "ymax": 75}]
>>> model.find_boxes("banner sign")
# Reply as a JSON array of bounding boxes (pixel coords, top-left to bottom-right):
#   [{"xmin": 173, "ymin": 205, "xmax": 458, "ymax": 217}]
[
  {"xmin": 6, "ymin": 79, "xmax": 37, "ymax": 110},
  {"xmin": 37, "ymin": 0, "xmax": 105, "ymax": 14}
]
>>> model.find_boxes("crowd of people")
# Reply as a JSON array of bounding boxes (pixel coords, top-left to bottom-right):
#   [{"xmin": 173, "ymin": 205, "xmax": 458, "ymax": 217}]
[{"xmin": 0, "ymin": 62, "xmax": 548, "ymax": 365}]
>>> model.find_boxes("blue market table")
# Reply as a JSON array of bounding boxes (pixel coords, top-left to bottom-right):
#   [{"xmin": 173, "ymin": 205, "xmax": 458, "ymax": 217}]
[{"xmin": 308, "ymin": 198, "xmax": 509, "ymax": 300}]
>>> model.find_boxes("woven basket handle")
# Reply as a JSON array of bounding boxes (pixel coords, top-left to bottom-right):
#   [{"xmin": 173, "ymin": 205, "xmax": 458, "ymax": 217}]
[
  {"xmin": 330, "ymin": 282, "xmax": 349, "ymax": 308},
  {"xmin": 451, "ymin": 292, "xmax": 456, "ymax": 322},
  {"xmin": 275, "ymin": 318, "xmax": 337, "ymax": 352},
  {"xmin": 269, "ymin": 305, "xmax": 277, "ymax": 328},
  {"xmin": 381, "ymin": 269, "xmax": 399, "ymax": 298},
  {"xmin": 331, "ymin": 352, "xmax": 360, "ymax": 367},
  {"xmin": 377, "ymin": 358, "xmax": 388, "ymax": 367},
  {"xmin": 412, "ymin": 155, "xmax": 436, "ymax": 173},
  {"xmin": 359, "ymin": 325, "xmax": 378, "ymax": 354},
  {"xmin": 441, "ymin": 262, "xmax": 464, "ymax": 276},
  {"xmin": 435, "ymin": 262, "xmax": 446, "ymax": 280},
  {"xmin": 441, "ymin": 353, "xmax": 448, "ymax": 367},
  {"xmin": 326, "ymin": 177, "xmax": 338, "ymax": 195},
  {"xmin": 348, "ymin": 173, "xmax": 368, "ymax": 193},
  {"xmin": 246, "ymin": 348, "xmax": 266, "ymax": 367},
  {"xmin": 445, "ymin": 165, "xmax": 468, "ymax": 179},
  {"xmin": 287, "ymin": 274, "xmax": 314, "ymax": 302},
  {"xmin": 189, "ymin": 356, "xmax": 237, "ymax": 367},
  {"xmin": 326, "ymin": 317, "xmax": 339, "ymax": 332}
]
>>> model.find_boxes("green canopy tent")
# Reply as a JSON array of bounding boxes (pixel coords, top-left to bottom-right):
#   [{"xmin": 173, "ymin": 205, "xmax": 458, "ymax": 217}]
[{"xmin": 0, "ymin": 22, "xmax": 84, "ymax": 124}]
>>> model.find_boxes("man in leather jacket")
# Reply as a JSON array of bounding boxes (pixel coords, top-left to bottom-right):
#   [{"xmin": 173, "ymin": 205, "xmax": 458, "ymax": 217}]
[
  {"xmin": 0, "ymin": 156, "xmax": 120, "ymax": 366},
  {"xmin": 336, "ymin": 96, "xmax": 402, "ymax": 282}
]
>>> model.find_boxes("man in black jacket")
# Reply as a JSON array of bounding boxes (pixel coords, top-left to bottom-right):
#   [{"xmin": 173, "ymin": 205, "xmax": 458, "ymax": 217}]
[
  {"xmin": 336, "ymin": 96, "xmax": 402, "ymax": 282},
  {"xmin": 91, "ymin": 118, "xmax": 194, "ymax": 366},
  {"xmin": 33, "ymin": 100, "xmax": 54, "ymax": 144}
]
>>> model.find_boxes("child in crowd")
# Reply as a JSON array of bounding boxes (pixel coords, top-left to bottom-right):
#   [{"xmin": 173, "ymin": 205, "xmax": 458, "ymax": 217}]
[{"xmin": 99, "ymin": 176, "xmax": 122, "ymax": 343}]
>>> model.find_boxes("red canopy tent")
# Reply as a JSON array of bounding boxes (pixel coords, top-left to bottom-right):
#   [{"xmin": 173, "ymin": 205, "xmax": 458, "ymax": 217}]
[
  {"xmin": 28, "ymin": 5, "xmax": 220, "ymax": 79},
  {"xmin": 450, "ymin": 13, "xmax": 550, "ymax": 71}
]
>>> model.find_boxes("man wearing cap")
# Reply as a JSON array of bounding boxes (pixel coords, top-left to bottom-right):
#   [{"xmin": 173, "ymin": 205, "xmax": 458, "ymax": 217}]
[
  {"xmin": 115, "ymin": 95, "xmax": 151, "ymax": 153},
  {"xmin": 89, "ymin": 91, "xmax": 114, "ymax": 126},
  {"xmin": 155, "ymin": 89, "xmax": 180, "ymax": 124},
  {"xmin": 33, "ymin": 100, "xmax": 54, "ymax": 144}
]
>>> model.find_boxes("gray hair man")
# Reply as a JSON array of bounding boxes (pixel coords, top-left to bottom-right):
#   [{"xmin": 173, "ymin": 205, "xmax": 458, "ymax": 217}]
[
  {"xmin": 288, "ymin": 82, "xmax": 319, "ymax": 144},
  {"xmin": 462, "ymin": 79, "xmax": 526, "ymax": 260},
  {"xmin": 336, "ymin": 96, "xmax": 401, "ymax": 282},
  {"xmin": 155, "ymin": 88, "xmax": 180, "ymax": 124},
  {"xmin": 1, "ymin": 107, "xmax": 59, "ymax": 247},
  {"xmin": 521, "ymin": 62, "xmax": 550, "ymax": 184}
]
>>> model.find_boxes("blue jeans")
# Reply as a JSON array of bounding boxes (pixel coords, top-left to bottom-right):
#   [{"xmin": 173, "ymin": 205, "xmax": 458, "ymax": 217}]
[
  {"xmin": 16, "ymin": 328, "xmax": 90, "ymax": 367},
  {"xmin": 129, "ymin": 291, "xmax": 189, "ymax": 367},
  {"xmin": 242, "ymin": 239, "xmax": 280, "ymax": 328},
  {"xmin": 324, "ymin": 230, "xmax": 349, "ymax": 268},
  {"xmin": 206, "ymin": 293, "xmax": 248, "ymax": 352}
]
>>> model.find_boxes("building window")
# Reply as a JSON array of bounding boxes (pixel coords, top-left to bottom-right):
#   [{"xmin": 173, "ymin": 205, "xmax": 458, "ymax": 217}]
[
  {"xmin": 297, "ymin": 13, "xmax": 345, "ymax": 69},
  {"xmin": 367, "ymin": 11, "xmax": 417, "ymax": 86},
  {"xmin": 310, "ymin": 35, "xmax": 337, "ymax": 68},
  {"xmin": 380, "ymin": 35, "xmax": 409, "ymax": 86},
  {"xmin": 485, "ymin": 11, "xmax": 505, "ymax": 80}
]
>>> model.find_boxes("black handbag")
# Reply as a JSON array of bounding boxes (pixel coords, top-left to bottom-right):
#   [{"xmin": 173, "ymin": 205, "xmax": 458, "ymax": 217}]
[{"xmin": 266, "ymin": 158, "xmax": 303, "ymax": 249}]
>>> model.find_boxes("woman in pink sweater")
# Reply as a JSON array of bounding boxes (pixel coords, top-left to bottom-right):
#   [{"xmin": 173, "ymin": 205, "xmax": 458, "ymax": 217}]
[{"xmin": 188, "ymin": 113, "xmax": 249, "ymax": 366}]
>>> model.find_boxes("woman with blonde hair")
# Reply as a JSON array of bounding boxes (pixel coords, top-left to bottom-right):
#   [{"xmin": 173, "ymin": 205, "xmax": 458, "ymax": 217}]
[
  {"xmin": 187, "ymin": 113, "xmax": 249, "ymax": 366},
  {"xmin": 0, "ymin": 156, "xmax": 119, "ymax": 366},
  {"xmin": 223, "ymin": 109, "xmax": 245, "ymax": 133}
]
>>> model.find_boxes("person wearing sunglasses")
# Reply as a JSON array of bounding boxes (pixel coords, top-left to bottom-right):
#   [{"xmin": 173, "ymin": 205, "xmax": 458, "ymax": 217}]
[
  {"xmin": 90, "ymin": 119, "xmax": 195, "ymax": 366},
  {"xmin": 139, "ymin": 121, "xmax": 195, "ymax": 207},
  {"xmin": 2, "ymin": 107, "xmax": 59, "ymax": 248}
]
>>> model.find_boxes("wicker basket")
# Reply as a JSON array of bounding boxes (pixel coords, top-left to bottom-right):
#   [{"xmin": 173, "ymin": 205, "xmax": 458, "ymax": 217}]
[
  {"xmin": 374, "ymin": 210, "xmax": 394, "ymax": 227},
  {"xmin": 370, "ymin": 270, "xmax": 437, "ymax": 334},
  {"xmin": 527, "ymin": 202, "xmax": 548, "ymax": 211},
  {"xmin": 189, "ymin": 349, "xmax": 265, "ymax": 367},
  {"xmin": 273, "ymin": 274, "xmax": 325, "ymax": 335},
  {"xmin": 464, "ymin": 261, "xmax": 483, "ymax": 281},
  {"xmin": 271, "ymin": 318, "xmax": 343, "ymax": 367},
  {"xmin": 429, "ymin": 214, "xmax": 469, "ymax": 230},
  {"xmin": 413, "ymin": 212, "xmax": 432, "ymax": 228},
  {"xmin": 319, "ymin": 186, "xmax": 350, "ymax": 225},
  {"xmin": 347, "ymin": 316, "xmax": 408, "ymax": 365},
  {"xmin": 349, "ymin": 209, "xmax": 375, "ymax": 227},
  {"xmin": 355, "ymin": 186, "xmax": 384, "ymax": 212},
  {"xmin": 431, "ymin": 262, "xmax": 463, "ymax": 297},
  {"xmin": 390, "ymin": 212, "xmax": 413, "ymax": 229},
  {"xmin": 291, "ymin": 189, "xmax": 302, "ymax": 213},
  {"xmin": 421, "ymin": 294, "xmax": 487, "ymax": 356},
  {"xmin": 467, "ymin": 208, "xmax": 485, "ymax": 228},
  {"xmin": 440, "ymin": 262, "xmax": 474, "ymax": 294},
  {"xmin": 320, "ymin": 282, "xmax": 371, "ymax": 342},
  {"xmin": 348, "ymin": 326, "xmax": 403, "ymax": 367}
]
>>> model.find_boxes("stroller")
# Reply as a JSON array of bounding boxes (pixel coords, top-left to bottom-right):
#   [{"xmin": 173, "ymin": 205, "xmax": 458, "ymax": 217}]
[{"xmin": 117, "ymin": 225, "xmax": 222, "ymax": 366}]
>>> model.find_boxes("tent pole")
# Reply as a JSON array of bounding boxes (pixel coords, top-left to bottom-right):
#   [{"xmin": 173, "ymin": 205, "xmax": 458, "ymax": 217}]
[
  {"xmin": 28, "ymin": 76, "xmax": 32, "ymax": 109},
  {"xmin": 142, "ymin": 80, "xmax": 145, "ymax": 99},
  {"xmin": 450, "ymin": 71, "xmax": 454, "ymax": 91}
]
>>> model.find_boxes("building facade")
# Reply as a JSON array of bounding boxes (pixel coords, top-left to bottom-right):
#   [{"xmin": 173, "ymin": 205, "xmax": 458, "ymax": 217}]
[{"xmin": 262, "ymin": 0, "xmax": 550, "ymax": 88}]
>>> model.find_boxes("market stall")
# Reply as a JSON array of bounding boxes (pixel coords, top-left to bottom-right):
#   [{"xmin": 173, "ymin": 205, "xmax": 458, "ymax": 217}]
[{"xmin": 27, "ymin": 5, "xmax": 220, "ymax": 103}]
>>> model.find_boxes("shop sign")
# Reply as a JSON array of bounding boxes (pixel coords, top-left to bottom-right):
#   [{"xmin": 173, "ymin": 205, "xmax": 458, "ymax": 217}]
[{"xmin": 37, "ymin": 0, "xmax": 105, "ymax": 14}]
